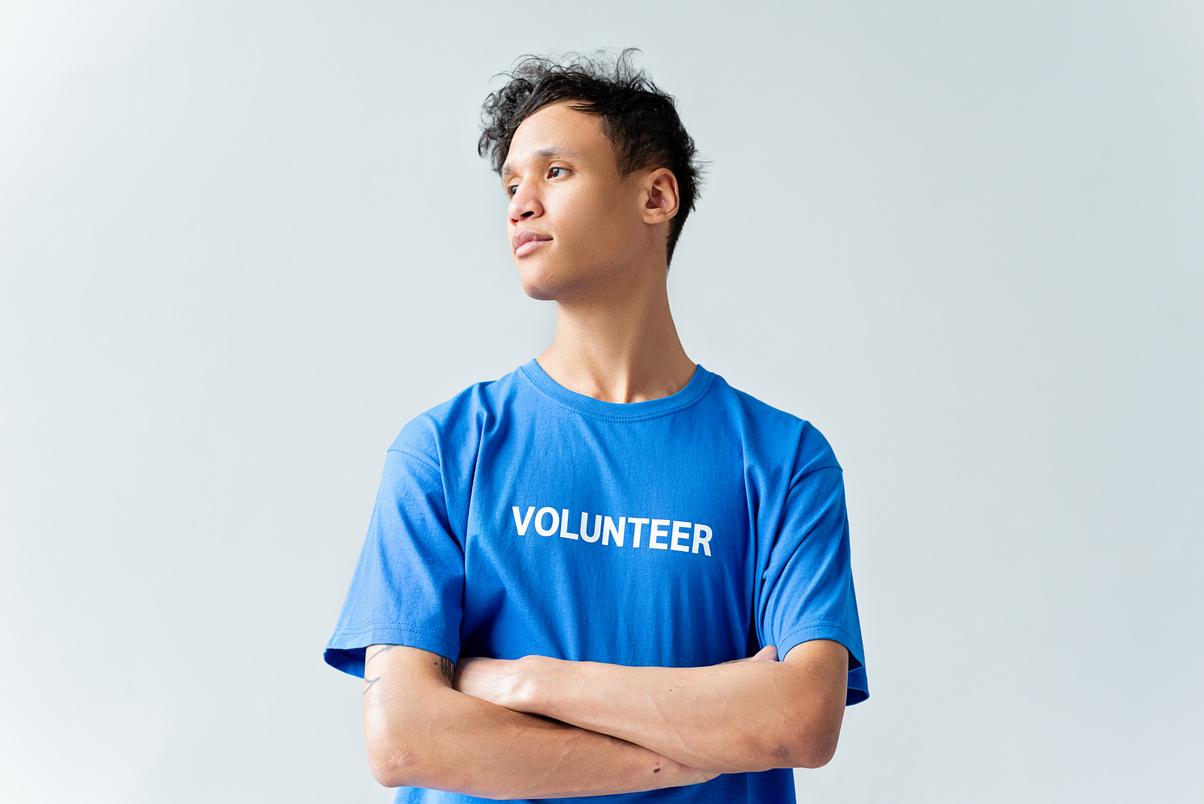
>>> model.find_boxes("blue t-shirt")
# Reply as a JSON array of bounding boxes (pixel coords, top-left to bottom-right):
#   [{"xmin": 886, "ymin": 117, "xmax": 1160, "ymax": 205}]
[{"xmin": 326, "ymin": 360, "xmax": 868, "ymax": 803}]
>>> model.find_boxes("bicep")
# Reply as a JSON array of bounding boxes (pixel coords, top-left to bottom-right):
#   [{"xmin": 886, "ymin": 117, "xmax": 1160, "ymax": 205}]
[
  {"xmin": 361, "ymin": 645, "xmax": 456, "ymax": 783},
  {"xmin": 759, "ymin": 466, "xmax": 868, "ymax": 702},
  {"xmin": 780, "ymin": 639, "xmax": 849, "ymax": 767},
  {"xmin": 363, "ymin": 644, "xmax": 454, "ymax": 696}
]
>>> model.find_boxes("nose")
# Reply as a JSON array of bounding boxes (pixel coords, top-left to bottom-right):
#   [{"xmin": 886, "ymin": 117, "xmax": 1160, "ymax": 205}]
[{"xmin": 507, "ymin": 182, "xmax": 543, "ymax": 223}]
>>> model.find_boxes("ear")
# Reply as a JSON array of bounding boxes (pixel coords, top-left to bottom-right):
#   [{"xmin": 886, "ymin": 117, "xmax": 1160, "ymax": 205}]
[{"xmin": 640, "ymin": 168, "xmax": 680, "ymax": 225}]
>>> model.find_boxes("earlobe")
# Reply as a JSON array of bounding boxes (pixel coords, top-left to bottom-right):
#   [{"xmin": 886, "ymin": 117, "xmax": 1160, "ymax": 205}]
[{"xmin": 642, "ymin": 169, "xmax": 680, "ymax": 224}]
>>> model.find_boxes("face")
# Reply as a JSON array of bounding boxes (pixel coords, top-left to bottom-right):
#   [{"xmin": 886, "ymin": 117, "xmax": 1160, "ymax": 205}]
[{"xmin": 501, "ymin": 102, "xmax": 651, "ymax": 302}]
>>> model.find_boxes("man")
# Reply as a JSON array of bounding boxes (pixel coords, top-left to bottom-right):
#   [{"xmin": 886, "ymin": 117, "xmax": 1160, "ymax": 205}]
[{"xmin": 325, "ymin": 52, "xmax": 868, "ymax": 802}]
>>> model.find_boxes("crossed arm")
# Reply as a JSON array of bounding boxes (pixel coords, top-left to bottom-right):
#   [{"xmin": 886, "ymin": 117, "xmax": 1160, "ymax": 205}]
[
  {"xmin": 361, "ymin": 640, "xmax": 848, "ymax": 798},
  {"xmin": 362, "ymin": 645, "xmax": 717, "ymax": 797}
]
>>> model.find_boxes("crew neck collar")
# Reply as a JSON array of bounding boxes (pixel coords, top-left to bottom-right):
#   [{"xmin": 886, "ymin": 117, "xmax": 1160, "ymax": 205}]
[{"xmin": 518, "ymin": 358, "xmax": 714, "ymax": 421}]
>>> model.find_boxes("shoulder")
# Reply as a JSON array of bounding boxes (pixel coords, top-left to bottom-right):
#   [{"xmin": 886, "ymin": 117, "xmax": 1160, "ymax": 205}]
[
  {"xmin": 706, "ymin": 371, "xmax": 841, "ymax": 477},
  {"xmin": 388, "ymin": 366, "xmax": 526, "ymax": 468}
]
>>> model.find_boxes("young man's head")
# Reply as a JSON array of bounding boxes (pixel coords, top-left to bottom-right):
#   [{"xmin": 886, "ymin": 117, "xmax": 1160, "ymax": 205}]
[{"xmin": 479, "ymin": 51, "xmax": 701, "ymax": 274}]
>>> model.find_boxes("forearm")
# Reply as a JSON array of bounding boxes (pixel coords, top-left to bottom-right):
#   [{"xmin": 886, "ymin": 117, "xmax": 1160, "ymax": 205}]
[
  {"xmin": 363, "ymin": 646, "xmax": 714, "ymax": 798},
  {"xmin": 460, "ymin": 642, "xmax": 847, "ymax": 774}
]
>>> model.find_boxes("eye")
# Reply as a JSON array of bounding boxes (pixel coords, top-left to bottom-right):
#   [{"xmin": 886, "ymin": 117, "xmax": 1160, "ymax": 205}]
[
  {"xmin": 506, "ymin": 183, "xmax": 518, "ymax": 197},
  {"xmin": 548, "ymin": 166, "xmax": 568, "ymax": 179}
]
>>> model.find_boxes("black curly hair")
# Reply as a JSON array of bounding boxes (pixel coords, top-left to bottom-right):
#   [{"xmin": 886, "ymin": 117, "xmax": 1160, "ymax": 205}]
[{"xmin": 478, "ymin": 49, "xmax": 702, "ymax": 266}]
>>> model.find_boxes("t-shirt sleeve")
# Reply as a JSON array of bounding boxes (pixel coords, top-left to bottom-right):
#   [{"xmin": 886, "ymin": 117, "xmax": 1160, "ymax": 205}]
[
  {"xmin": 757, "ymin": 466, "xmax": 869, "ymax": 705},
  {"xmin": 323, "ymin": 447, "xmax": 464, "ymax": 678}
]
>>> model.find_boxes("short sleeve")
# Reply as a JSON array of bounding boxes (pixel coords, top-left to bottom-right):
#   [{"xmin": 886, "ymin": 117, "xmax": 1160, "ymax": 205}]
[
  {"xmin": 323, "ymin": 448, "xmax": 465, "ymax": 678},
  {"xmin": 757, "ymin": 466, "xmax": 869, "ymax": 705}
]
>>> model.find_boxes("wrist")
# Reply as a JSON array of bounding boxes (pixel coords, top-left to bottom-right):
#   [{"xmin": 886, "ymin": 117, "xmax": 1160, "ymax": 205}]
[{"xmin": 513, "ymin": 654, "xmax": 559, "ymax": 715}]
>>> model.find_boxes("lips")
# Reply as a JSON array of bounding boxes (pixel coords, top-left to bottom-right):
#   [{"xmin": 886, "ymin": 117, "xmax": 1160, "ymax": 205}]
[{"xmin": 512, "ymin": 230, "xmax": 551, "ymax": 257}]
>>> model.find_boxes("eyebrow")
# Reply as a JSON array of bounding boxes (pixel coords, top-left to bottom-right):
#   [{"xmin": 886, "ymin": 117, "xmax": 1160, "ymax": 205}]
[{"xmin": 501, "ymin": 146, "xmax": 578, "ymax": 180}]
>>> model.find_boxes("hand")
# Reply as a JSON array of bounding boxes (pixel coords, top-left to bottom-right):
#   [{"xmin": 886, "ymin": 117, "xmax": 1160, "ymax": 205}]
[
  {"xmin": 724, "ymin": 645, "xmax": 778, "ymax": 664},
  {"xmin": 456, "ymin": 656, "xmax": 721, "ymax": 788}
]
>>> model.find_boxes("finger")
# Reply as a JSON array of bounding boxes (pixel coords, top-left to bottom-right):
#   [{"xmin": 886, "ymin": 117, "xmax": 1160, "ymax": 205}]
[{"xmin": 750, "ymin": 645, "xmax": 778, "ymax": 662}]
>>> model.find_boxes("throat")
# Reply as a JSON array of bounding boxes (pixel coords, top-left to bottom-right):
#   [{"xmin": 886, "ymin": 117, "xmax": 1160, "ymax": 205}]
[{"xmin": 541, "ymin": 276, "xmax": 693, "ymax": 402}]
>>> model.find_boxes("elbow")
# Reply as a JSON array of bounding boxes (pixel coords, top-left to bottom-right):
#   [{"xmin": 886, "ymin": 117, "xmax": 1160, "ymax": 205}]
[
  {"xmin": 366, "ymin": 734, "xmax": 421, "ymax": 788},
  {"xmin": 365, "ymin": 717, "xmax": 494, "ymax": 796},
  {"xmin": 731, "ymin": 724, "xmax": 839, "ymax": 773},
  {"xmin": 776, "ymin": 682, "xmax": 846, "ymax": 769},
  {"xmin": 780, "ymin": 724, "xmax": 841, "ymax": 770},
  {"xmin": 364, "ymin": 708, "xmax": 430, "ymax": 789},
  {"xmin": 367, "ymin": 740, "xmax": 510, "ymax": 799},
  {"xmin": 791, "ymin": 734, "xmax": 839, "ymax": 769}
]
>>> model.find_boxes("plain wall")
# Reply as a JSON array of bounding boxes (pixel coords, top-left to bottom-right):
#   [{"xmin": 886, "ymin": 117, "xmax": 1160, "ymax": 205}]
[{"xmin": 1, "ymin": 1, "xmax": 1201, "ymax": 801}]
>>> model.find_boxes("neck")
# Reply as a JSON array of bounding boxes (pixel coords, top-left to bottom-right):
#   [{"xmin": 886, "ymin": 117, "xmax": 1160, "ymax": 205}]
[{"xmin": 538, "ymin": 274, "xmax": 694, "ymax": 404}]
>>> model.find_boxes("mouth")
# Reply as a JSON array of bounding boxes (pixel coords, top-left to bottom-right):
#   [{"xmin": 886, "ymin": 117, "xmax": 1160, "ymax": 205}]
[{"xmin": 512, "ymin": 230, "xmax": 552, "ymax": 258}]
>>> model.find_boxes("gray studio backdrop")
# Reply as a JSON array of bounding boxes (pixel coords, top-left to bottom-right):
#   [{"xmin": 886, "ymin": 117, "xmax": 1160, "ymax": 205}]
[{"xmin": 2, "ymin": 1, "xmax": 1201, "ymax": 802}]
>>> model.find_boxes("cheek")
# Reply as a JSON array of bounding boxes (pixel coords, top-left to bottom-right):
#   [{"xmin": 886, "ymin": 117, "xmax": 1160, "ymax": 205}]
[
  {"xmin": 575, "ymin": 191, "xmax": 633, "ymax": 235},
  {"xmin": 558, "ymin": 188, "xmax": 593, "ymax": 227}
]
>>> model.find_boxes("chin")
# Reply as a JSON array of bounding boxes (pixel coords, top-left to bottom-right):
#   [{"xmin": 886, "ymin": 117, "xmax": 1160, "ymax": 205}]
[
  {"xmin": 520, "ymin": 282, "xmax": 558, "ymax": 301},
  {"xmin": 515, "ymin": 264, "xmax": 565, "ymax": 301}
]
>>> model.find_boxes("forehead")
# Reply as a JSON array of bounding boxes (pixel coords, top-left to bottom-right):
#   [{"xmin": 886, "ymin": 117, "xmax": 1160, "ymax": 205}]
[{"xmin": 502, "ymin": 102, "xmax": 616, "ymax": 176}]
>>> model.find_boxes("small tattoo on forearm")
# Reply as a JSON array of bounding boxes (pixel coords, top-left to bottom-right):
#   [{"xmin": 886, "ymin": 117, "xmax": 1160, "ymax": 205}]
[{"xmin": 439, "ymin": 656, "xmax": 455, "ymax": 683}]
